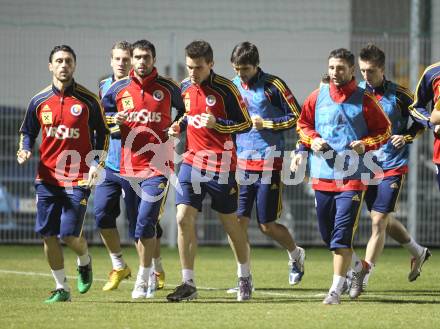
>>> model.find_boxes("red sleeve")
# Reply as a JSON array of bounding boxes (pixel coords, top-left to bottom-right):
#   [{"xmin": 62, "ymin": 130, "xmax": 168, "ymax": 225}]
[
  {"xmin": 296, "ymin": 89, "xmax": 320, "ymax": 147},
  {"xmin": 433, "ymin": 78, "xmax": 440, "ymax": 102},
  {"xmin": 361, "ymin": 92, "xmax": 391, "ymax": 151}
]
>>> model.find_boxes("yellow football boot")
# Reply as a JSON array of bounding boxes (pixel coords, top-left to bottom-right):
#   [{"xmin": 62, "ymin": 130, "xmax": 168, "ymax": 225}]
[
  {"xmin": 155, "ymin": 271, "xmax": 165, "ymax": 290},
  {"xmin": 102, "ymin": 265, "xmax": 131, "ymax": 291}
]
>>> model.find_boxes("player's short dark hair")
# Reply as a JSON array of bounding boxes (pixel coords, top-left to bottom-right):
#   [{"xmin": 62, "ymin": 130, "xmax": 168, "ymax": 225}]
[
  {"xmin": 230, "ymin": 42, "xmax": 260, "ymax": 66},
  {"xmin": 132, "ymin": 39, "xmax": 156, "ymax": 58},
  {"xmin": 328, "ymin": 48, "xmax": 355, "ymax": 67},
  {"xmin": 359, "ymin": 44, "xmax": 385, "ymax": 69},
  {"xmin": 49, "ymin": 45, "xmax": 76, "ymax": 63},
  {"xmin": 185, "ymin": 40, "xmax": 213, "ymax": 63},
  {"xmin": 111, "ymin": 40, "xmax": 132, "ymax": 57}
]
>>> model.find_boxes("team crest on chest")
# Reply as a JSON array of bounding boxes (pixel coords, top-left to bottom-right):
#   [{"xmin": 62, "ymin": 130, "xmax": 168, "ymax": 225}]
[
  {"xmin": 70, "ymin": 104, "xmax": 82, "ymax": 116},
  {"xmin": 121, "ymin": 91, "xmax": 134, "ymax": 110},
  {"xmin": 153, "ymin": 90, "xmax": 164, "ymax": 101},
  {"xmin": 206, "ymin": 95, "xmax": 216, "ymax": 106}
]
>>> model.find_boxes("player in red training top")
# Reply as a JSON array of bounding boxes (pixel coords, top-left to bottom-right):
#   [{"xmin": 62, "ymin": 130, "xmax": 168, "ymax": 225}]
[
  {"xmin": 102, "ymin": 39, "xmax": 184, "ymax": 299},
  {"xmin": 292, "ymin": 48, "xmax": 390, "ymax": 305},
  {"xmin": 18, "ymin": 45, "xmax": 109, "ymax": 303},
  {"xmin": 166, "ymin": 40, "xmax": 253, "ymax": 302}
]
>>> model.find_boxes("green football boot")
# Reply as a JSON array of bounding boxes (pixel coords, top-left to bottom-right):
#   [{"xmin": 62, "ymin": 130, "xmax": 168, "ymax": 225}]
[
  {"xmin": 77, "ymin": 257, "xmax": 93, "ymax": 294},
  {"xmin": 44, "ymin": 289, "xmax": 71, "ymax": 303}
]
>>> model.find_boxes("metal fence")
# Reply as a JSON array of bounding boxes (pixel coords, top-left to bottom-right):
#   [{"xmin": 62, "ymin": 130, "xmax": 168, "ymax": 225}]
[
  {"xmin": 3, "ymin": 107, "xmax": 439, "ymax": 247},
  {"xmin": 1, "ymin": 1, "xmax": 440, "ymax": 247}
]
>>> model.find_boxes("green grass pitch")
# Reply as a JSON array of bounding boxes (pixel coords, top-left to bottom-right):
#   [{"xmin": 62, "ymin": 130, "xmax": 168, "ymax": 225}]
[{"xmin": 0, "ymin": 245, "xmax": 438, "ymax": 329}]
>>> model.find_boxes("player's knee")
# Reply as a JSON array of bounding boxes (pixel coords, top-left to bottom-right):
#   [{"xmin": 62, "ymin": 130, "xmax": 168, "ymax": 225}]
[
  {"xmin": 139, "ymin": 223, "xmax": 156, "ymax": 239},
  {"xmin": 259, "ymin": 223, "xmax": 274, "ymax": 235},
  {"xmin": 156, "ymin": 223, "xmax": 163, "ymax": 239},
  {"xmin": 96, "ymin": 217, "xmax": 116, "ymax": 230},
  {"xmin": 176, "ymin": 211, "xmax": 194, "ymax": 229},
  {"xmin": 371, "ymin": 214, "xmax": 388, "ymax": 231},
  {"xmin": 61, "ymin": 235, "xmax": 82, "ymax": 246}
]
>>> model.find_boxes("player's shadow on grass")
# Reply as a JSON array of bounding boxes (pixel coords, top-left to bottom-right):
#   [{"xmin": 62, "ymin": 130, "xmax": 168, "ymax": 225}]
[
  {"xmin": 86, "ymin": 298, "xmax": 323, "ymax": 304},
  {"xmin": 367, "ymin": 289, "xmax": 440, "ymax": 297},
  {"xmin": 352, "ymin": 298, "xmax": 440, "ymax": 305},
  {"xmin": 255, "ymin": 287, "xmax": 326, "ymax": 292}
]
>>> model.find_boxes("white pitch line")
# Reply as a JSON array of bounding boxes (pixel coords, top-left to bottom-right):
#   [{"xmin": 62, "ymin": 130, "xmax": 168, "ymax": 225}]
[
  {"xmin": 0, "ymin": 269, "xmax": 405, "ymax": 299},
  {"xmin": 0, "ymin": 269, "xmax": 108, "ymax": 282},
  {"xmin": 0, "ymin": 268, "xmax": 320, "ymax": 298}
]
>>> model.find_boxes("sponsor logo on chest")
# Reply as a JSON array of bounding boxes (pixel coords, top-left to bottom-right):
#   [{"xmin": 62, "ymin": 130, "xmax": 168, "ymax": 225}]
[
  {"xmin": 187, "ymin": 114, "xmax": 204, "ymax": 129},
  {"xmin": 122, "ymin": 91, "xmax": 134, "ymax": 110},
  {"xmin": 126, "ymin": 109, "xmax": 162, "ymax": 123},
  {"xmin": 44, "ymin": 125, "xmax": 80, "ymax": 139},
  {"xmin": 41, "ymin": 105, "xmax": 53, "ymax": 124}
]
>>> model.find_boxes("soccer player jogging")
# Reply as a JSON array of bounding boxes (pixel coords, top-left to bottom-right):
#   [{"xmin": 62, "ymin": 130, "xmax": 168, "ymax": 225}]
[
  {"xmin": 292, "ymin": 48, "xmax": 391, "ymax": 305},
  {"xmin": 96, "ymin": 41, "xmax": 168, "ymax": 291},
  {"xmin": 410, "ymin": 60, "xmax": 440, "ymax": 189},
  {"xmin": 102, "ymin": 39, "xmax": 184, "ymax": 299},
  {"xmin": 351, "ymin": 44, "xmax": 429, "ymax": 290},
  {"xmin": 230, "ymin": 42, "xmax": 305, "ymax": 287},
  {"xmin": 166, "ymin": 40, "xmax": 253, "ymax": 302},
  {"xmin": 95, "ymin": 41, "xmax": 133, "ymax": 291},
  {"xmin": 17, "ymin": 45, "xmax": 109, "ymax": 303}
]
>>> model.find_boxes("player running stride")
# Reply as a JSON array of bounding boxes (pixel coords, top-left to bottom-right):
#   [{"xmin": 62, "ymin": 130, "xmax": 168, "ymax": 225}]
[
  {"xmin": 293, "ymin": 48, "xmax": 391, "ymax": 304},
  {"xmin": 230, "ymin": 41, "xmax": 305, "ymax": 287},
  {"xmin": 18, "ymin": 45, "xmax": 109, "ymax": 303},
  {"xmin": 349, "ymin": 44, "xmax": 429, "ymax": 292},
  {"xmin": 102, "ymin": 39, "xmax": 184, "ymax": 299},
  {"xmin": 166, "ymin": 40, "xmax": 253, "ymax": 302}
]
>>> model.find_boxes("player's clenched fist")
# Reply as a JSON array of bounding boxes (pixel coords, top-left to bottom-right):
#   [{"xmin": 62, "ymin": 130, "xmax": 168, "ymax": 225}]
[
  {"xmin": 114, "ymin": 110, "xmax": 128, "ymax": 125},
  {"xmin": 17, "ymin": 149, "xmax": 32, "ymax": 165},
  {"xmin": 311, "ymin": 137, "xmax": 329, "ymax": 152},
  {"xmin": 200, "ymin": 108, "xmax": 216, "ymax": 128},
  {"xmin": 168, "ymin": 122, "xmax": 180, "ymax": 137},
  {"xmin": 251, "ymin": 115, "xmax": 264, "ymax": 130}
]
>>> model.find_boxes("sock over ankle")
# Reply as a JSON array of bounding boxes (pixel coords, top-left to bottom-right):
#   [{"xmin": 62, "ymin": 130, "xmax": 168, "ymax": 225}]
[
  {"xmin": 329, "ymin": 274, "xmax": 345, "ymax": 295},
  {"xmin": 363, "ymin": 262, "xmax": 375, "ymax": 285},
  {"xmin": 51, "ymin": 268, "xmax": 69, "ymax": 291},
  {"xmin": 110, "ymin": 252, "xmax": 125, "ymax": 270},
  {"xmin": 137, "ymin": 266, "xmax": 150, "ymax": 282},
  {"xmin": 403, "ymin": 238, "xmax": 425, "ymax": 258},
  {"xmin": 77, "ymin": 253, "xmax": 90, "ymax": 267},
  {"xmin": 152, "ymin": 257, "xmax": 163, "ymax": 272},
  {"xmin": 182, "ymin": 269, "xmax": 195, "ymax": 285},
  {"xmin": 237, "ymin": 262, "xmax": 250, "ymax": 278},
  {"xmin": 287, "ymin": 247, "xmax": 300, "ymax": 261},
  {"xmin": 351, "ymin": 252, "xmax": 363, "ymax": 272}
]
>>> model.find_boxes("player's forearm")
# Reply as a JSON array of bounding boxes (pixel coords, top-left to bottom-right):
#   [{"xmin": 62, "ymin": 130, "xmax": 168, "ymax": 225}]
[
  {"xmin": 262, "ymin": 114, "xmax": 297, "ymax": 131},
  {"xmin": 18, "ymin": 133, "xmax": 35, "ymax": 151},
  {"xmin": 213, "ymin": 117, "xmax": 251, "ymax": 134}
]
